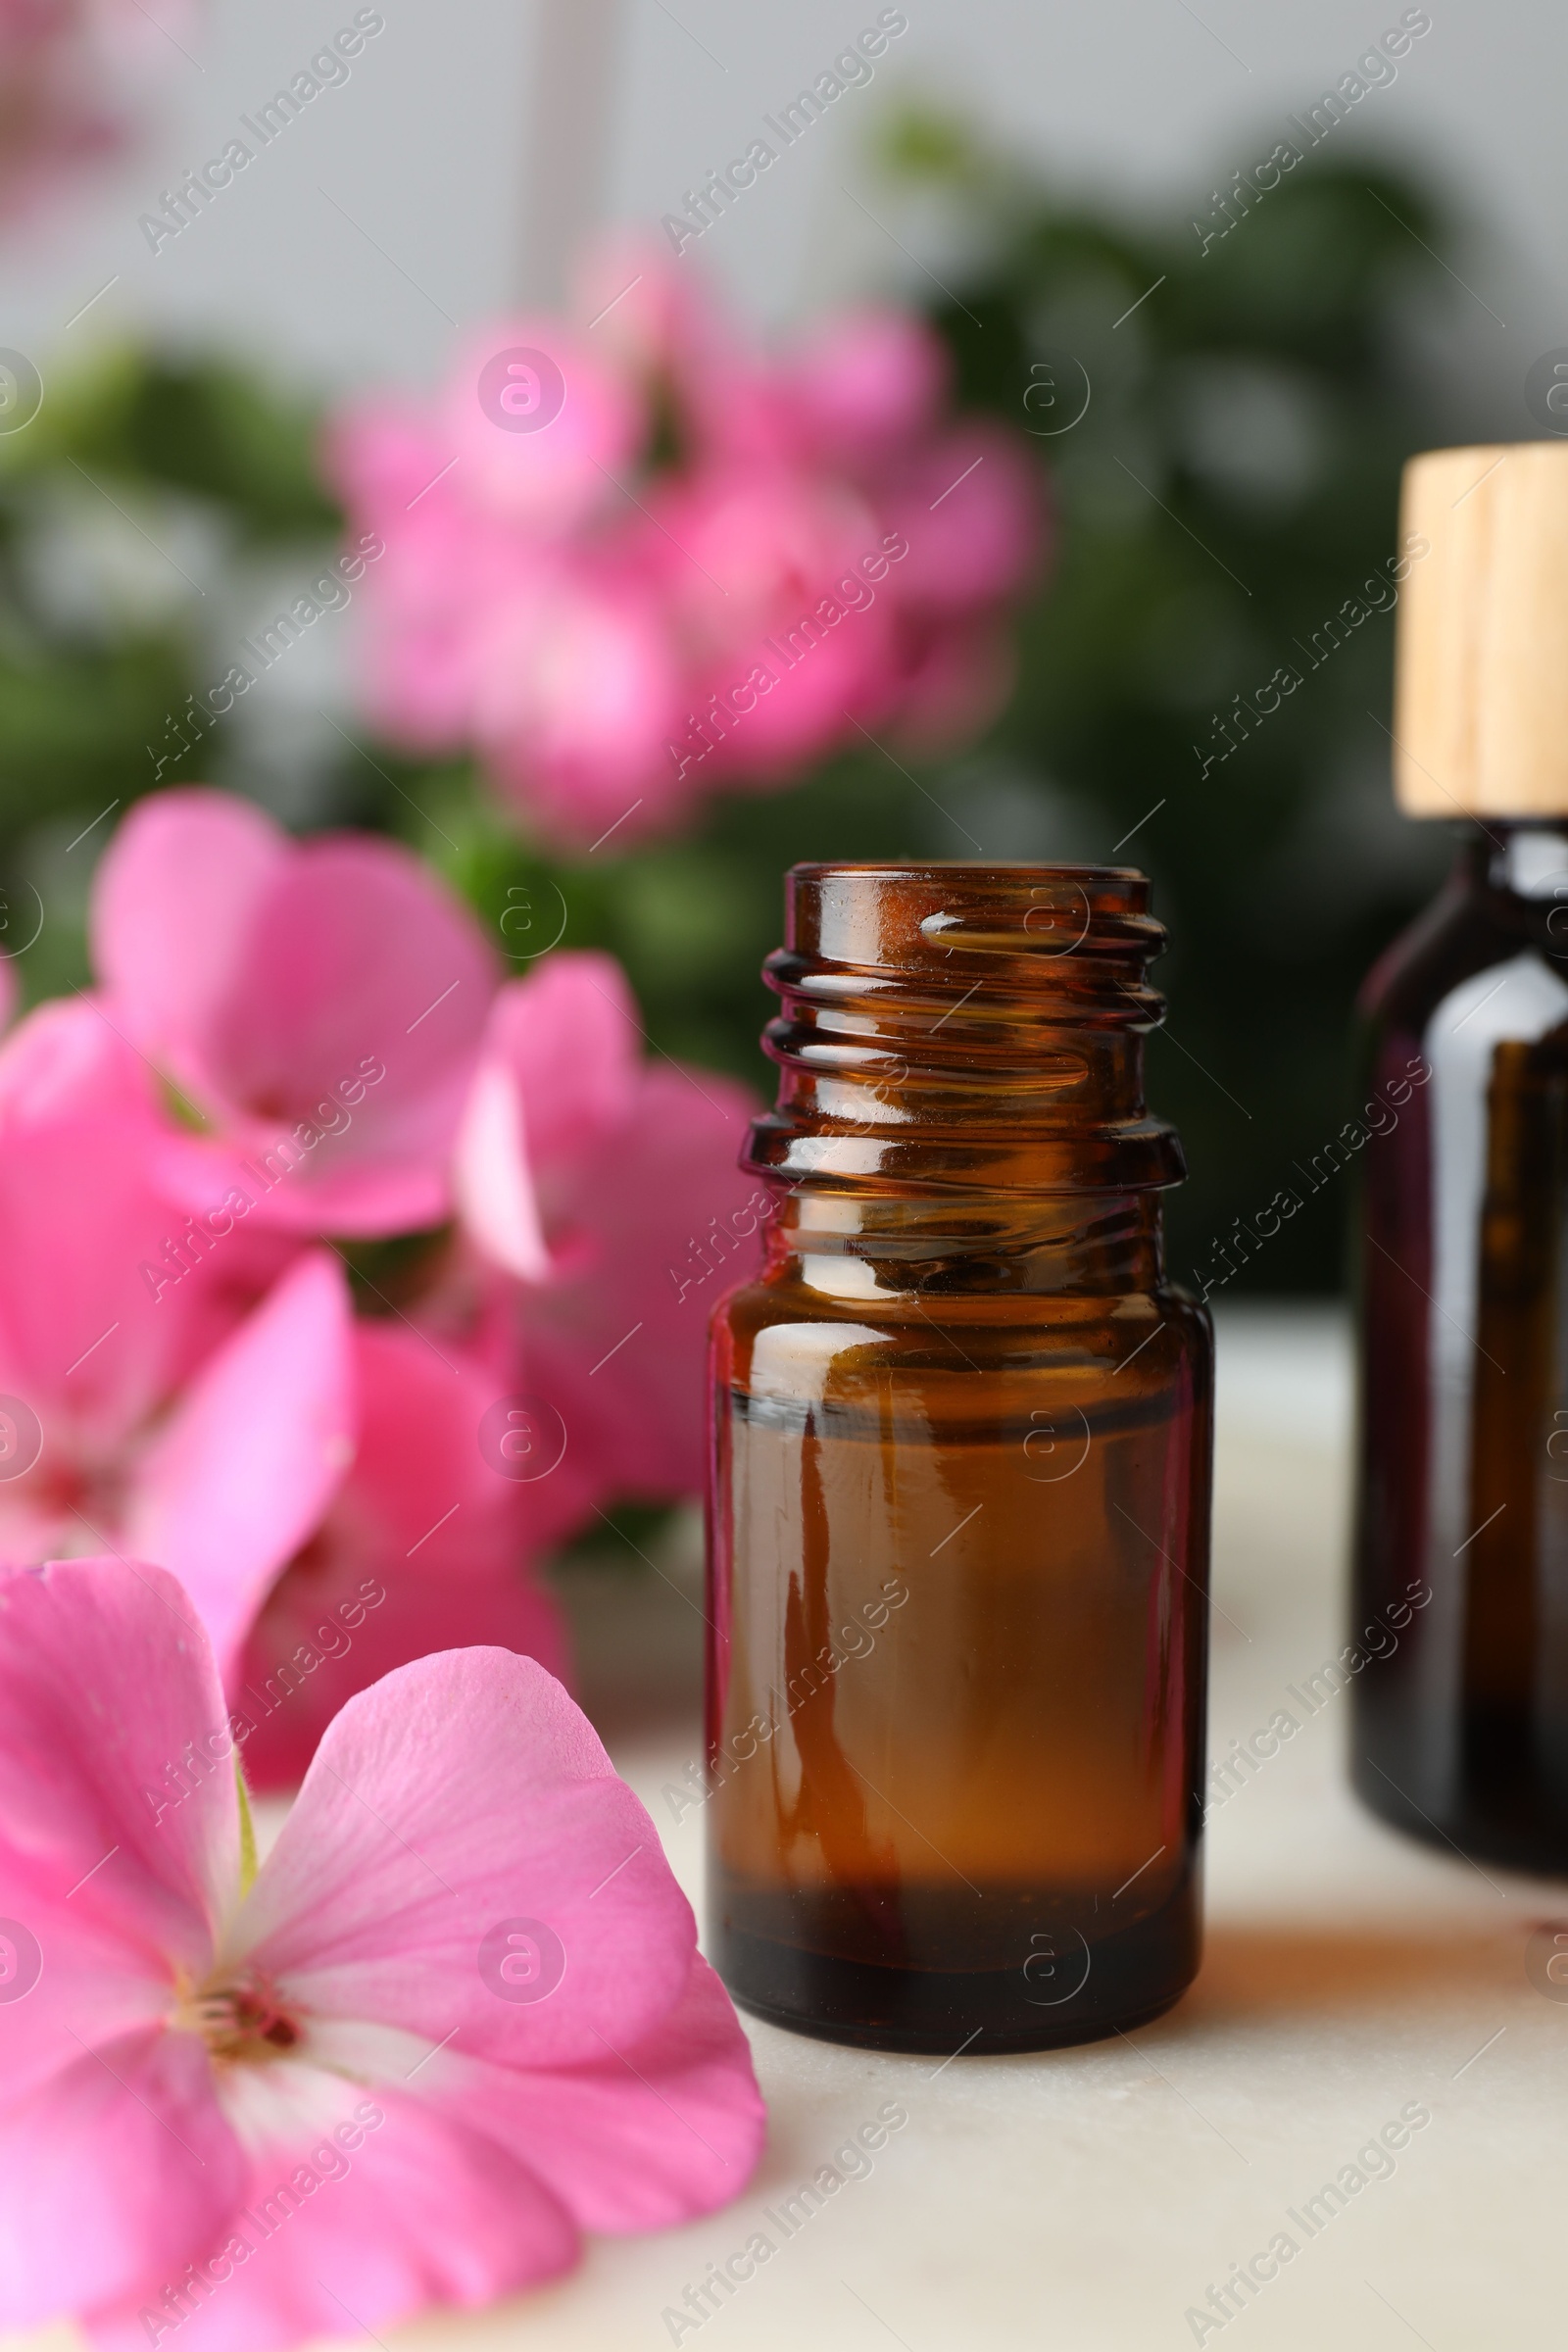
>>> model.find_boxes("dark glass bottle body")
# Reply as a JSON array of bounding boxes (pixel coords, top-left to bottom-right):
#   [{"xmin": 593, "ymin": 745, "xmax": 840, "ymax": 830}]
[
  {"xmin": 705, "ymin": 862, "xmax": 1213, "ymax": 2054},
  {"xmin": 1352, "ymin": 824, "xmax": 1568, "ymax": 1870}
]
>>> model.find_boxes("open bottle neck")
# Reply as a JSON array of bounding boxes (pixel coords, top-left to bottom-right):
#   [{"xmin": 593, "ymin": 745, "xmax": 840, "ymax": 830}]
[
  {"xmin": 746, "ymin": 862, "xmax": 1184, "ymax": 1197},
  {"xmin": 744, "ymin": 862, "xmax": 1183, "ymax": 1294}
]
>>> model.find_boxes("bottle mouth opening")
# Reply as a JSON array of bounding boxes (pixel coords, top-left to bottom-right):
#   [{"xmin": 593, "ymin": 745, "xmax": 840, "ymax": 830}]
[
  {"xmin": 787, "ymin": 858, "xmax": 1147, "ymax": 881},
  {"xmin": 775, "ymin": 860, "xmax": 1166, "ymax": 1005}
]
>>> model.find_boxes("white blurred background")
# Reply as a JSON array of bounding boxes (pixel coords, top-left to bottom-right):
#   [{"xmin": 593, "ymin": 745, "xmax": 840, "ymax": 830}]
[{"xmin": 4, "ymin": 0, "xmax": 1559, "ymax": 392}]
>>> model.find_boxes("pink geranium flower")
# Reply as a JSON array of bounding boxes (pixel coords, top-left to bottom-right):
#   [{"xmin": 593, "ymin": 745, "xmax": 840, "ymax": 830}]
[
  {"xmin": 0, "ymin": 1556, "xmax": 764, "ymax": 2352},
  {"xmin": 453, "ymin": 951, "xmax": 762, "ymax": 1503},
  {"xmin": 0, "ymin": 998, "xmax": 353, "ymax": 1677},
  {"xmin": 90, "ymin": 789, "xmax": 498, "ymax": 1237}
]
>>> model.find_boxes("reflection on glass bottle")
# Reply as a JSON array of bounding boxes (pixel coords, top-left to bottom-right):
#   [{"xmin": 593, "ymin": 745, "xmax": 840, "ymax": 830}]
[{"xmin": 706, "ymin": 861, "xmax": 1213, "ymax": 2052}]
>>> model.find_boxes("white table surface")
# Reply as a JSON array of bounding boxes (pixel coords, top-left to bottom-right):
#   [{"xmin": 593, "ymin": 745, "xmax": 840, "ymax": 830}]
[{"xmin": 22, "ymin": 1307, "xmax": 1566, "ymax": 2352}]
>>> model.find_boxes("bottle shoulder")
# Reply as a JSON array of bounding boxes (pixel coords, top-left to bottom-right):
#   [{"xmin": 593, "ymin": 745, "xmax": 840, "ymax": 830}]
[
  {"xmin": 710, "ymin": 1279, "xmax": 1212, "ymax": 1420},
  {"xmin": 1353, "ymin": 865, "xmax": 1560, "ymax": 1039},
  {"xmin": 711, "ymin": 1267, "xmax": 1212, "ymax": 1385}
]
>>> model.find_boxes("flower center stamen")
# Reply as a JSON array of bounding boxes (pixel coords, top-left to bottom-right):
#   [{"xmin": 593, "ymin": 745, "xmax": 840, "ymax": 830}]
[{"xmin": 177, "ymin": 1976, "xmax": 301, "ymax": 2062}]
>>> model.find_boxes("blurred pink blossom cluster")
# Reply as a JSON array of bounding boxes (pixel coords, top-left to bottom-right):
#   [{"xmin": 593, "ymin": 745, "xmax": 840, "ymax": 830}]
[
  {"xmin": 329, "ymin": 243, "xmax": 1045, "ymax": 849},
  {"xmin": 0, "ymin": 0, "xmax": 195, "ymax": 224},
  {"xmin": 0, "ymin": 786, "xmax": 760, "ymax": 1788}
]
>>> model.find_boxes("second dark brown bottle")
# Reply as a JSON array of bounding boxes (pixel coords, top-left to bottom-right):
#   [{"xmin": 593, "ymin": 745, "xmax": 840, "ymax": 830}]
[{"xmin": 1351, "ymin": 439, "xmax": 1568, "ymax": 1871}]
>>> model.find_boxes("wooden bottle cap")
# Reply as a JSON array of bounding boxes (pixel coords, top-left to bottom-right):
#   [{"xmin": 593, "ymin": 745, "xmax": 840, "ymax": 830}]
[{"xmin": 1395, "ymin": 442, "xmax": 1568, "ymax": 818}]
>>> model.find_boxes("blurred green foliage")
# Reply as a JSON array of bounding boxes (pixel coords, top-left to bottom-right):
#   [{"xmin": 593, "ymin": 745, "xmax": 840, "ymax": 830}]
[
  {"xmin": 0, "ymin": 351, "xmax": 331, "ymax": 808},
  {"xmin": 0, "ymin": 124, "xmax": 1492, "ymax": 1289},
  {"xmin": 863, "ymin": 116, "xmax": 1468, "ymax": 1290}
]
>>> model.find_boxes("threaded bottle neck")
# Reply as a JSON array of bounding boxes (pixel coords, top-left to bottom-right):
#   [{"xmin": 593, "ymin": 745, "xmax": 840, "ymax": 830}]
[{"xmin": 746, "ymin": 862, "xmax": 1185, "ymax": 1203}]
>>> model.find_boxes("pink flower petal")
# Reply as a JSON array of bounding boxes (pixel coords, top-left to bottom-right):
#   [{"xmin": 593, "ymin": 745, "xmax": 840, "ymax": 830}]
[
  {"xmin": 441, "ymin": 318, "xmax": 643, "ymax": 533},
  {"xmin": 90, "ymin": 791, "xmax": 499, "ymax": 1239},
  {"xmin": 451, "ymin": 1054, "xmax": 549, "ymax": 1282},
  {"xmin": 0, "ymin": 2028, "xmax": 244, "ymax": 2329},
  {"xmin": 881, "ymin": 420, "xmax": 1043, "ymax": 612},
  {"xmin": 471, "ymin": 567, "xmax": 687, "ymax": 849},
  {"xmin": 446, "ymin": 1952, "xmax": 764, "ymax": 2234},
  {"xmin": 0, "ymin": 1861, "xmax": 181, "ymax": 2110},
  {"xmin": 147, "ymin": 1132, "xmax": 460, "ymax": 1244},
  {"xmin": 0, "ymin": 1073, "xmax": 287, "ymax": 1452},
  {"xmin": 232, "ymin": 1322, "xmax": 569, "ymax": 1790},
  {"xmin": 485, "ymin": 954, "xmax": 642, "ymax": 1174},
  {"xmin": 521, "ymin": 1059, "xmax": 760, "ymax": 1499},
  {"xmin": 0, "ymin": 1557, "xmax": 236, "ymax": 1968},
  {"xmin": 455, "ymin": 955, "xmax": 643, "ymax": 1280},
  {"xmin": 234, "ymin": 1543, "xmax": 570, "ymax": 1797},
  {"xmin": 0, "ymin": 994, "xmax": 152, "ymax": 1128},
  {"xmin": 126, "ymin": 1253, "xmax": 356, "ymax": 1679},
  {"xmin": 234, "ymin": 1649, "xmax": 697, "ymax": 2067},
  {"xmin": 85, "ymin": 2080, "xmax": 576, "ymax": 2352},
  {"xmin": 194, "ymin": 836, "xmax": 494, "ymax": 1192},
  {"xmin": 90, "ymin": 790, "xmax": 286, "ymax": 1078},
  {"xmin": 787, "ymin": 305, "xmax": 950, "ymax": 460}
]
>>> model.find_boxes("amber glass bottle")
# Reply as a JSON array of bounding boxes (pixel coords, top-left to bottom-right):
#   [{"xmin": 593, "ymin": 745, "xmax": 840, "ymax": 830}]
[
  {"xmin": 1350, "ymin": 440, "xmax": 1568, "ymax": 1871},
  {"xmin": 1353, "ymin": 821, "xmax": 1568, "ymax": 1868},
  {"xmin": 705, "ymin": 861, "xmax": 1213, "ymax": 2053}
]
